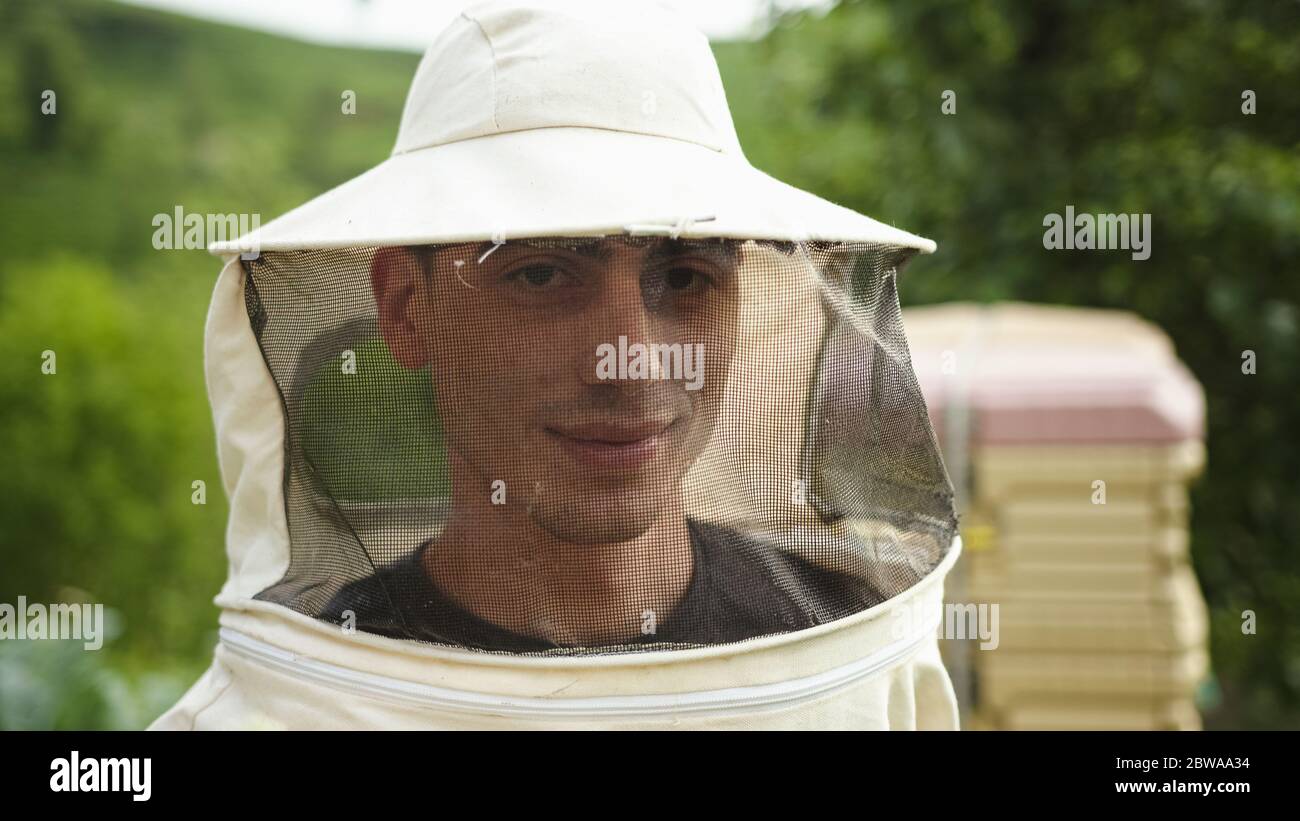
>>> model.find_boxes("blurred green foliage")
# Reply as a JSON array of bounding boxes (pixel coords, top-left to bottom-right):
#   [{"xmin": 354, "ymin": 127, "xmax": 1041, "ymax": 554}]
[
  {"xmin": 0, "ymin": 0, "xmax": 418, "ymax": 728},
  {"xmin": 0, "ymin": 0, "xmax": 1295, "ymax": 728},
  {"xmin": 0, "ymin": 605, "xmax": 189, "ymax": 729},
  {"xmin": 713, "ymin": 0, "xmax": 1299, "ymax": 728}
]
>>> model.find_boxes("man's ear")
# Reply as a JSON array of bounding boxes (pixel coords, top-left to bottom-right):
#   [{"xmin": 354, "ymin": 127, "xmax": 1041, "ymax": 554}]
[{"xmin": 370, "ymin": 247, "xmax": 429, "ymax": 370}]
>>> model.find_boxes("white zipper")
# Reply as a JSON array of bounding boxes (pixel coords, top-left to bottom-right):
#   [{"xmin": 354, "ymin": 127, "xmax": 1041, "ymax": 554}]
[{"xmin": 219, "ymin": 618, "xmax": 938, "ymax": 720}]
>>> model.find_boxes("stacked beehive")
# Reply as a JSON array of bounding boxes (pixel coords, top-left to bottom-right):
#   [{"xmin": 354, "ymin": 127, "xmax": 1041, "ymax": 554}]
[{"xmin": 904, "ymin": 302, "xmax": 1209, "ymax": 730}]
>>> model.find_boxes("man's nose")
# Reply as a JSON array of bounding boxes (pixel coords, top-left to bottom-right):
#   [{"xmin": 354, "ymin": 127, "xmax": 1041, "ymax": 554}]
[{"xmin": 578, "ymin": 272, "xmax": 661, "ymax": 386}]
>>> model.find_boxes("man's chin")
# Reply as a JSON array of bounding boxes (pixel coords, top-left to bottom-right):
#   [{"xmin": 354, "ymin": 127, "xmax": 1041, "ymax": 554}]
[{"xmin": 531, "ymin": 491, "xmax": 673, "ymax": 545}]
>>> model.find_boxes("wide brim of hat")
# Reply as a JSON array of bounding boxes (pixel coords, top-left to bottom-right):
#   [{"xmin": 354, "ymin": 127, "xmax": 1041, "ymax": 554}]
[{"xmin": 208, "ymin": 126, "xmax": 936, "ymax": 255}]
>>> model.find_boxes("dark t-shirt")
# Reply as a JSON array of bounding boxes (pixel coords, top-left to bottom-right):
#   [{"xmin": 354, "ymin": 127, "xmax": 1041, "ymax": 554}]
[{"xmin": 323, "ymin": 517, "xmax": 878, "ymax": 653}]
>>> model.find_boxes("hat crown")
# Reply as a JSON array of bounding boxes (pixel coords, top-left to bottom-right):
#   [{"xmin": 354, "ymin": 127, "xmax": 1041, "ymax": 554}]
[{"xmin": 393, "ymin": 0, "xmax": 746, "ymax": 158}]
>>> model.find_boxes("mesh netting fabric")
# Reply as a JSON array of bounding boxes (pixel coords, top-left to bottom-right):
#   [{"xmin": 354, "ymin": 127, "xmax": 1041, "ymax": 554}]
[{"xmin": 240, "ymin": 236, "xmax": 956, "ymax": 655}]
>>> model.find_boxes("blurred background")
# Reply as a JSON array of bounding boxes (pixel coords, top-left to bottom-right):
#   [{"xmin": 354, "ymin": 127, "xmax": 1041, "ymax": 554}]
[{"xmin": 0, "ymin": 0, "xmax": 1296, "ymax": 729}]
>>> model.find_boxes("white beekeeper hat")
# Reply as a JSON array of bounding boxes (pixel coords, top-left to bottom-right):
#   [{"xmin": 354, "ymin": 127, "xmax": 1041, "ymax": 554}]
[{"xmin": 209, "ymin": 0, "xmax": 936, "ymax": 254}]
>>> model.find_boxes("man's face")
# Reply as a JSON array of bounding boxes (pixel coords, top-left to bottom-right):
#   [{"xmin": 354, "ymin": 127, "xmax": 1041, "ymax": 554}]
[{"xmin": 372, "ymin": 237, "xmax": 740, "ymax": 544}]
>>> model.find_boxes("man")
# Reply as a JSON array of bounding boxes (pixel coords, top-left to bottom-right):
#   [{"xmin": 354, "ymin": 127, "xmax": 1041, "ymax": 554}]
[
  {"xmin": 152, "ymin": 0, "xmax": 959, "ymax": 731},
  {"xmin": 324, "ymin": 236, "xmax": 877, "ymax": 651}
]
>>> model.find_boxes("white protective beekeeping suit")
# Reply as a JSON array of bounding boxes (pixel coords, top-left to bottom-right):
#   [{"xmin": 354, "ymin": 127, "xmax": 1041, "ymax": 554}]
[{"xmin": 151, "ymin": 0, "xmax": 962, "ymax": 731}]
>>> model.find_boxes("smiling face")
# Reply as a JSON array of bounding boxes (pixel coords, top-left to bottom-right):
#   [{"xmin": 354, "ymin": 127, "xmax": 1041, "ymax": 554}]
[{"xmin": 370, "ymin": 237, "xmax": 741, "ymax": 545}]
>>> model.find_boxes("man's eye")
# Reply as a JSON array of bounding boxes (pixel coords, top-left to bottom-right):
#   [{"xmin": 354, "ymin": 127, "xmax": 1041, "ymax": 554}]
[
  {"xmin": 664, "ymin": 266, "xmax": 713, "ymax": 292},
  {"xmin": 666, "ymin": 267, "xmax": 696, "ymax": 290},
  {"xmin": 509, "ymin": 264, "xmax": 562, "ymax": 287}
]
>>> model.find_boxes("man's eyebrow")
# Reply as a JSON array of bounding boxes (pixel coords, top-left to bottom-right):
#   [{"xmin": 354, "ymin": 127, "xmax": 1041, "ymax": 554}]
[
  {"xmin": 568, "ymin": 240, "xmax": 612, "ymax": 260},
  {"xmin": 469, "ymin": 238, "xmax": 736, "ymax": 264},
  {"xmin": 647, "ymin": 239, "xmax": 736, "ymax": 266},
  {"xmin": 473, "ymin": 238, "xmax": 611, "ymax": 261}
]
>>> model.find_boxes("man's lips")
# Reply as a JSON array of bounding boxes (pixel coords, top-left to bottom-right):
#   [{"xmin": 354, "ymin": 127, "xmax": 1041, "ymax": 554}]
[{"xmin": 545, "ymin": 420, "xmax": 675, "ymax": 471}]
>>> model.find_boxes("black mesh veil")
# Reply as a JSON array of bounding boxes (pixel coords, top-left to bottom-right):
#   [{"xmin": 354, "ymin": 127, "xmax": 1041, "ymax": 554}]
[{"xmin": 241, "ymin": 236, "xmax": 957, "ymax": 655}]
